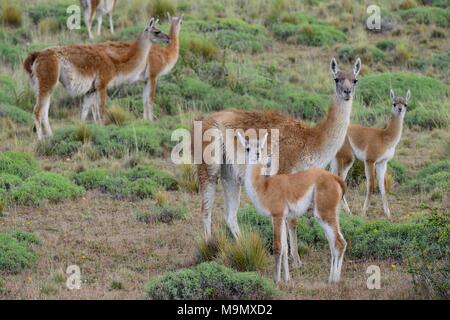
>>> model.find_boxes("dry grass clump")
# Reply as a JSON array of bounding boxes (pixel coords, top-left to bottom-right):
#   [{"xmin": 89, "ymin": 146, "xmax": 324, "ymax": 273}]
[
  {"xmin": 1, "ymin": 5, "xmax": 22, "ymax": 27},
  {"xmin": 177, "ymin": 164, "xmax": 198, "ymax": 193},
  {"xmin": 105, "ymin": 106, "xmax": 132, "ymax": 126}
]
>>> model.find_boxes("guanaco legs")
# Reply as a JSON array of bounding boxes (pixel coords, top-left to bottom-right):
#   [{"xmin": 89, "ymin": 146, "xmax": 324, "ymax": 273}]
[
  {"xmin": 24, "ymin": 18, "xmax": 169, "ymax": 140},
  {"xmin": 81, "ymin": 0, "xmax": 117, "ymax": 39},
  {"xmin": 331, "ymin": 89, "xmax": 410, "ymax": 218},
  {"xmin": 237, "ymin": 132, "xmax": 347, "ymax": 284},
  {"xmin": 196, "ymin": 58, "xmax": 361, "ymax": 254}
]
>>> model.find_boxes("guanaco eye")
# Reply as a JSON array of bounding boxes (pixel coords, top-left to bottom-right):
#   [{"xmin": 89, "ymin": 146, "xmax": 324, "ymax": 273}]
[
  {"xmin": 154, "ymin": 30, "xmax": 161, "ymax": 34},
  {"xmin": 246, "ymin": 147, "xmax": 250, "ymax": 152},
  {"xmin": 393, "ymin": 104, "xmax": 396, "ymax": 107},
  {"xmin": 405, "ymin": 104, "xmax": 408, "ymax": 108},
  {"xmin": 334, "ymin": 78, "xmax": 339, "ymax": 83},
  {"xmin": 353, "ymin": 79, "xmax": 358, "ymax": 84}
]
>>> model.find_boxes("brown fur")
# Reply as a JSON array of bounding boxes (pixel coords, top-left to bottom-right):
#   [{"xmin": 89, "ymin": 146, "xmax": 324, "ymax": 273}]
[{"xmin": 333, "ymin": 94, "xmax": 408, "ymax": 217}]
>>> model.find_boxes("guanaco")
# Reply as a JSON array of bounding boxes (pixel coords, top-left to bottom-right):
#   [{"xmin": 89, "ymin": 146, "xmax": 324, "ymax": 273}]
[
  {"xmin": 80, "ymin": 0, "xmax": 117, "ymax": 39},
  {"xmin": 331, "ymin": 89, "xmax": 410, "ymax": 218},
  {"xmin": 84, "ymin": 14, "xmax": 183, "ymax": 122},
  {"xmin": 237, "ymin": 132, "xmax": 347, "ymax": 284},
  {"xmin": 196, "ymin": 58, "xmax": 361, "ymax": 270},
  {"xmin": 23, "ymin": 18, "xmax": 169, "ymax": 140}
]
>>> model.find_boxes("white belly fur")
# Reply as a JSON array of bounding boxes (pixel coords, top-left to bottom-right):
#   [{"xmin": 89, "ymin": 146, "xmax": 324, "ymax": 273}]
[
  {"xmin": 287, "ymin": 186, "xmax": 314, "ymax": 218},
  {"xmin": 59, "ymin": 59, "xmax": 95, "ymax": 97}
]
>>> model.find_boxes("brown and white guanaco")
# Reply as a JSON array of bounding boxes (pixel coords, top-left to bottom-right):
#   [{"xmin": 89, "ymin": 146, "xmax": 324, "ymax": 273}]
[
  {"xmin": 196, "ymin": 58, "xmax": 361, "ymax": 272},
  {"xmin": 237, "ymin": 132, "xmax": 347, "ymax": 284},
  {"xmin": 24, "ymin": 18, "xmax": 169, "ymax": 140},
  {"xmin": 331, "ymin": 89, "xmax": 410, "ymax": 218}
]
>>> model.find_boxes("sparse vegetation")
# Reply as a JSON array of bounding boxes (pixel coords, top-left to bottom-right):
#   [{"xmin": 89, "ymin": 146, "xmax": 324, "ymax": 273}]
[
  {"xmin": 135, "ymin": 203, "xmax": 187, "ymax": 224},
  {"xmin": 145, "ymin": 262, "xmax": 277, "ymax": 300}
]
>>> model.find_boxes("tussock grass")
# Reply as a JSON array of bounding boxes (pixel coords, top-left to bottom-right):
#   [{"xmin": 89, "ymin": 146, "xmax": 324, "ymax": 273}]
[{"xmin": 1, "ymin": 5, "xmax": 22, "ymax": 27}]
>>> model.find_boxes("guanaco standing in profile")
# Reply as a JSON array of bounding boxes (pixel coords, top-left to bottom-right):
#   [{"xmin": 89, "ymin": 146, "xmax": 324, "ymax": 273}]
[
  {"xmin": 196, "ymin": 58, "xmax": 361, "ymax": 272},
  {"xmin": 23, "ymin": 18, "xmax": 169, "ymax": 140},
  {"xmin": 331, "ymin": 89, "xmax": 410, "ymax": 218},
  {"xmin": 84, "ymin": 14, "xmax": 183, "ymax": 122},
  {"xmin": 237, "ymin": 132, "xmax": 347, "ymax": 284},
  {"xmin": 80, "ymin": 0, "xmax": 117, "ymax": 39}
]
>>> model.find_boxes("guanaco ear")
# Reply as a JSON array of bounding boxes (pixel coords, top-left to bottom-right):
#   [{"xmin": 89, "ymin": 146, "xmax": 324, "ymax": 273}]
[
  {"xmin": 390, "ymin": 89, "xmax": 395, "ymax": 101},
  {"xmin": 167, "ymin": 12, "xmax": 172, "ymax": 24},
  {"xmin": 353, "ymin": 57, "xmax": 361, "ymax": 77},
  {"xmin": 260, "ymin": 132, "xmax": 268, "ymax": 150},
  {"xmin": 330, "ymin": 58, "xmax": 339, "ymax": 79},
  {"xmin": 405, "ymin": 89, "xmax": 411, "ymax": 103},
  {"xmin": 237, "ymin": 132, "xmax": 246, "ymax": 149},
  {"xmin": 147, "ymin": 18, "xmax": 155, "ymax": 29}
]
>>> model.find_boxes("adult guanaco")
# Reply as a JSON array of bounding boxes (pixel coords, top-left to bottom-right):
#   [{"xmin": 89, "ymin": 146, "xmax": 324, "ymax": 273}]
[
  {"xmin": 237, "ymin": 132, "xmax": 347, "ymax": 284},
  {"xmin": 196, "ymin": 58, "xmax": 361, "ymax": 270},
  {"xmin": 80, "ymin": 0, "xmax": 117, "ymax": 39},
  {"xmin": 331, "ymin": 89, "xmax": 410, "ymax": 218},
  {"xmin": 23, "ymin": 18, "xmax": 169, "ymax": 140}
]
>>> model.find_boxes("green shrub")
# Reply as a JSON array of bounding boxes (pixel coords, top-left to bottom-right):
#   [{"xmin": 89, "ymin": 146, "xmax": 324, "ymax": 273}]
[
  {"xmin": 0, "ymin": 231, "xmax": 38, "ymax": 273},
  {"xmin": 0, "ymin": 104, "xmax": 32, "ymax": 124},
  {"xmin": 9, "ymin": 172, "xmax": 85, "ymax": 206},
  {"xmin": 272, "ymin": 20, "xmax": 346, "ymax": 46},
  {"xmin": 376, "ymin": 39, "xmax": 396, "ymax": 51},
  {"xmin": 135, "ymin": 203, "xmax": 187, "ymax": 224},
  {"xmin": 43, "ymin": 123, "xmax": 173, "ymax": 158},
  {"xmin": 406, "ymin": 158, "xmax": 450, "ymax": 192},
  {"xmin": 27, "ymin": 3, "xmax": 67, "ymax": 27},
  {"xmin": 180, "ymin": 33, "xmax": 219, "ymax": 65},
  {"xmin": 0, "ymin": 174, "xmax": 22, "ymax": 196},
  {"xmin": 73, "ymin": 166, "xmax": 177, "ymax": 199},
  {"xmin": 337, "ymin": 45, "xmax": 386, "ymax": 64},
  {"xmin": 0, "ymin": 151, "xmax": 40, "ymax": 179},
  {"xmin": 0, "ymin": 42, "xmax": 22, "ymax": 65},
  {"xmin": 400, "ymin": 7, "xmax": 450, "ymax": 27},
  {"xmin": 145, "ymin": 261, "xmax": 277, "ymax": 300},
  {"xmin": 388, "ymin": 160, "xmax": 409, "ymax": 184},
  {"xmin": 409, "ymin": 253, "xmax": 449, "ymax": 299},
  {"xmin": 238, "ymin": 207, "xmax": 447, "ymax": 260}
]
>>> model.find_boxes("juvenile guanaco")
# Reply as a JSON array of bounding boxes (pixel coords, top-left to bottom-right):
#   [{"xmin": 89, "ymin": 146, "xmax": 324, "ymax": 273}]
[
  {"xmin": 237, "ymin": 132, "xmax": 347, "ymax": 284},
  {"xmin": 331, "ymin": 89, "xmax": 411, "ymax": 218}
]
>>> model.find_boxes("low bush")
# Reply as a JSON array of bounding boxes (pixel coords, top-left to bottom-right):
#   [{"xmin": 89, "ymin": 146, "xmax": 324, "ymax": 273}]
[
  {"xmin": 272, "ymin": 17, "xmax": 346, "ymax": 46},
  {"xmin": 400, "ymin": 7, "xmax": 450, "ymax": 28},
  {"xmin": 145, "ymin": 261, "xmax": 277, "ymax": 299},
  {"xmin": 0, "ymin": 104, "xmax": 32, "ymax": 124},
  {"xmin": 0, "ymin": 42, "xmax": 22, "ymax": 65},
  {"xmin": 0, "ymin": 151, "xmax": 40, "ymax": 179},
  {"xmin": 337, "ymin": 45, "xmax": 386, "ymax": 64},
  {"xmin": 9, "ymin": 172, "xmax": 85, "ymax": 206},
  {"xmin": 0, "ymin": 231, "xmax": 39, "ymax": 273},
  {"xmin": 73, "ymin": 166, "xmax": 177, "ymax": 199},
  {"xmin": 406, "ymin": 158, "xmax": 450, "ymax": 192},
  {"xmin": 238, "ymin": 207, "xmax": 448, "ymax": 260},
  {"xmin": 135, "ymin": 203, "xmax": 187, "ymax": 224},
  {"xmin": 180, "ymin": 33, "xmax": 219, "ymax": 65},
  {"xmin": 41, "ymin": 123, "xmax": 173, "ymax": 158}
]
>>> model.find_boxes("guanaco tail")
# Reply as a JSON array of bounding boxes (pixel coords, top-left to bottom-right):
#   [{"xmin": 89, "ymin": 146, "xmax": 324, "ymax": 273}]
[
  {"xmin": 331, "ymin": 89, "xmax": 411, "ymax": 218},
  {"xmin": 237, "ymin": 132, "xmax": 347, "ymax": 284}
]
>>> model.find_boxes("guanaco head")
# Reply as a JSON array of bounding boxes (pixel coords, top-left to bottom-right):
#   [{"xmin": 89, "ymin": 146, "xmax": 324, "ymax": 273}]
[
  {"xmin": 237, "ymin": 132, "xmax": 268, "ymax": 165},
  {"xmin": 390, "ymin": 89, "xmax": 410, "ymax": 117},
  {"xmin": 330, "ymin": 57, "xmax": 361, "ymax": 101},
  {"xmin": 167, "ymin": 13, "xmax": 183, "ymax": 35},
  {"xmin": 141, "ymin": 18, "xmax": 170, "ymax": 44}
]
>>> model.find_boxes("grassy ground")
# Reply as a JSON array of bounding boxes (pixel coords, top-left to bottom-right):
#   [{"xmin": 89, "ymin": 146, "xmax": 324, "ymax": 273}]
[{"xmin": 0, "ymin": 0, "xmax": 449, "ymax": 299}]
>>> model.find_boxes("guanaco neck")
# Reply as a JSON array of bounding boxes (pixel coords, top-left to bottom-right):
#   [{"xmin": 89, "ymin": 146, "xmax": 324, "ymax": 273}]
[
  {"xmin": 244, "ymin": 163, "xmax": 270, "ymax": 211},
  {"xmin": 167, "ymin": 24, "xmax": 180, "ymax": 56},
  {"xmin": 114, "ymin": 36, "xmax": 152, "ymax": 74},
  {"xmin": 383, "ymin": 113, "xmax": 404, "ymax": 147},
  {"xmin": 305, "ymin": 94, "xmax": 352, "ymax": 167}
]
